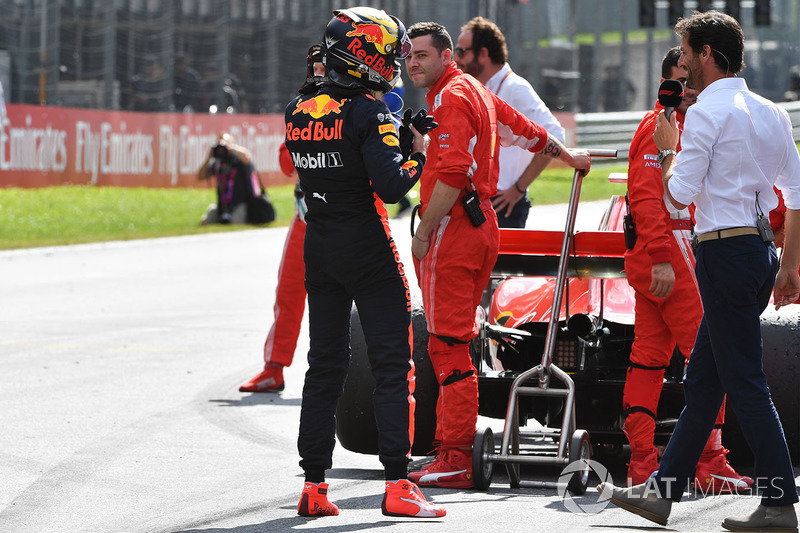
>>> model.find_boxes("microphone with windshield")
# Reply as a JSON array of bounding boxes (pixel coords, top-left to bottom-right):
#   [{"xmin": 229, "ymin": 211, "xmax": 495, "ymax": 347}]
[{"xmin": 657, "ymin": 79, "xmax": 683, "ymax": 120}]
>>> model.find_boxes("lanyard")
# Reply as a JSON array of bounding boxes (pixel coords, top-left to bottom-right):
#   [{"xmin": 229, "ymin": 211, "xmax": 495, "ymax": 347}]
[{"xmin": 494, "ymin": 70, "xmax": 512, "ymax": 95}]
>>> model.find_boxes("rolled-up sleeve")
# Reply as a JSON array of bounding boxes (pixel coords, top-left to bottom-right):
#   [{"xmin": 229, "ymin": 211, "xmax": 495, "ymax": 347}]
[{"xmin": 774, "ymin": 109, "xmax": 800, "ymax": 210}]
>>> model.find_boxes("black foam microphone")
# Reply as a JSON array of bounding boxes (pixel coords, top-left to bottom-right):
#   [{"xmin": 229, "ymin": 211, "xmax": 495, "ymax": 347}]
[{"xmin": 657, "ymin": 79, "xmax": 683, "ymax": 121}]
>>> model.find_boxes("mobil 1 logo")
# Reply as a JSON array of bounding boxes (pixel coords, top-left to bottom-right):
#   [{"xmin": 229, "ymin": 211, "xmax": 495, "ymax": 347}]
[{"xmin": 292, "ymin": 152, "xmax": 343, "ymax": 170}]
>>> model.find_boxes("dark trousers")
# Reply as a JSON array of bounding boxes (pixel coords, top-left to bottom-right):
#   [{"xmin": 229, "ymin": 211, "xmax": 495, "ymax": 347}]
[
  {"xmin": 654, "ymin": 235, "xmax": 798, "ymax": 506},
  {"xmin": 492, "ymin": 193, "xmax": 531, "ymax": 229},
  {"xmin": 298, "ymin": 220, "xmax": 413, "ymax": 481}
]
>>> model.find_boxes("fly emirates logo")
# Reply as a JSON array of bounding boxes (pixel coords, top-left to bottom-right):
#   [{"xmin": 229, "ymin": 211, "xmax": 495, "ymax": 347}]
[
  {"xmin": 74, "ymin": 121, "xmax": 154, "ymax": 181},
  {"xmin": 0, "ymin": 114, "xmax": 68, "ymax": 172}
]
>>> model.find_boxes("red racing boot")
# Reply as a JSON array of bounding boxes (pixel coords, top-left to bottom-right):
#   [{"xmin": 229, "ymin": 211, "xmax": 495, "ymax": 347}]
[
  {"xmin": 694, "ymin": 447, "xmax": 753, "ymax": 494},
  {"xmin": 409, "ymin": 448, "xmax": 473, "ymax": 489},
  {"xmin": 239, "ymin": 363, "xmax": 285, "ymax": 392},
  {"xmin": 297, "ymin": 482, "xmax": 339, "ymax": 516},
  {"xmin": 627, "ymin": 447, "xmax": 659, "ymax": 486},
  {"xmin": 381, "ymin": 480, "xmax": 446, "ymax": 518}
]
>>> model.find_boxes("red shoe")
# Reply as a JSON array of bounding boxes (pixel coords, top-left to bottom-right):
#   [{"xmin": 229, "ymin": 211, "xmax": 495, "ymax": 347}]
[
  {"xmin": 382, "ymin": 480, "xmax": 446, "ymax": 518},
  {"xmin": 694, "ymin": 448, "xmax": 753, "ymax": 494},
  {"xmin": 297, "ymin": 482, "xmax": 339, "ymax": 516},
  {"xmin": 239, "ymin": 364, "xmax": 284, "ymax": 392},
  {"xmin": 627, "ymin": 448, "xmax": 659, "ymax": 486},
  {"xmin": 409, "ymin": 448, "xmax": 473, "ymax": 489}
]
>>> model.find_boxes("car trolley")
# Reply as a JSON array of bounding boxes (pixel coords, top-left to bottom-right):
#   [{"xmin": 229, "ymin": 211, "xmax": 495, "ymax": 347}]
[{"xmin": 471, "ymin": 149, "xmax": 622, "ymax": 494}]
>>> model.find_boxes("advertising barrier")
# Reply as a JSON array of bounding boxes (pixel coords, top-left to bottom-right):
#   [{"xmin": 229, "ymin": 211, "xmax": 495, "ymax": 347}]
[
  {"xmin": 0, "ymin": 104, "xmax": 289, "ymax": 188},
  {"xmin": 0, "ymin": 105, "xmax": 580, "ymax": 188}
]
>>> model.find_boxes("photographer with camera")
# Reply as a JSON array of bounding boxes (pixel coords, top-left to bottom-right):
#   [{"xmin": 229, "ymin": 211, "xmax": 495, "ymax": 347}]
[{"xmin": 199, "ymin": 131, "xmax": 263, "ymax": 225}]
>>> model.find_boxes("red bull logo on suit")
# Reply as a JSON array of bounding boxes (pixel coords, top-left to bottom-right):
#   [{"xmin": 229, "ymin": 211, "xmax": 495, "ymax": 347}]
[
  {"xmin": 286, "ymin": 119, "xmax": 343, "ymax": 141},
  {"xmin": 292, "ymin": 95, "xmax": 347, "ymax": 119}
]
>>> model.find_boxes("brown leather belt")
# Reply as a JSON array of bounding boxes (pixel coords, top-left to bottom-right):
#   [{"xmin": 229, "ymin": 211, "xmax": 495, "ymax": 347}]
[
  {"xmin": 672, "ymin": 219, "xmax": 693, "ymax": 230},
  {"xmin": 695, "ymin": 227, "xmax": 759, "ymax": 244}
]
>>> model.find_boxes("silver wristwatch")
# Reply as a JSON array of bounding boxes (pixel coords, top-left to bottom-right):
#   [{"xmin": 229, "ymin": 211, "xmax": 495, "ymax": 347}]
[{"xmin": 658, "ymin": 149, "xmax": 677, "ymax": 164}]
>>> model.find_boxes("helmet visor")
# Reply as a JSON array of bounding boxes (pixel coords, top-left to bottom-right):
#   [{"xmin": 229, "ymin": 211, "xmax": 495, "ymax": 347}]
[{"xmin": 396, "ymin": 31, "xmax": 412, "ymax": 59}]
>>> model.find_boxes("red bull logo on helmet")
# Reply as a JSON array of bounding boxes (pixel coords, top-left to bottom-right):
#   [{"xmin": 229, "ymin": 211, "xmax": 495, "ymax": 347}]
[
  {"xmin": 346, "ymin": 21, "xmax": 397, "ymax": 55},
  {"xmin": 292, "ymin": 95, "xmax": 347, "ymax": 119},
  {"xmin": 346, "ymin": 38, "xmax": 395, "ymax": 82}
]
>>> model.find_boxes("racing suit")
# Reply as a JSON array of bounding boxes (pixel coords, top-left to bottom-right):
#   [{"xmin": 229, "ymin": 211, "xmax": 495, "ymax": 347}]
[
  {"xmin": 261, "ymin": 143, "xmax": 307, "ymax": 369},
  {"xmin": 286, "ymin": 86, "xmax": 425, "ymax": 482},
  {"xmin": 623, "ymin": 103, "xmax": 708, "ymax": 463},
  {"xmin": 414, "ymin": 63, "xmax": 548, "ymax": 449}
]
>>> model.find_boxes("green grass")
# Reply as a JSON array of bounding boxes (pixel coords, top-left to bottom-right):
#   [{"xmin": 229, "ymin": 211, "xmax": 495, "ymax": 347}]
[
  {"xmin": 0, "ymin": 185, "xmax": 296, "ymax": 250},
  {"xmin": 533, "ymin": 29, "xmax": 673, "ymax": 48},
  {"xmin": 530, "ymin": 163, "xmax": 628, "ymax": 205},
  {"xmin": 0, "ymin": 164, "xmax": 629, "ymax": 250}
]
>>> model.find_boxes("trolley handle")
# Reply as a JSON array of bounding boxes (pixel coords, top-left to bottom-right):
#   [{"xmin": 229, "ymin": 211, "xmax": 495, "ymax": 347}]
[{"xmin": 586, "ymin": 149, "xmax": 620, "ymax": 160}]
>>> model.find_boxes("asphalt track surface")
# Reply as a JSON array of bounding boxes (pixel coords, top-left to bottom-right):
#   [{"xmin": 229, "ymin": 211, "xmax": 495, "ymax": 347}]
[{"xmin": 2, "ymin": 200, "xmax": 798, "ymax": 532}]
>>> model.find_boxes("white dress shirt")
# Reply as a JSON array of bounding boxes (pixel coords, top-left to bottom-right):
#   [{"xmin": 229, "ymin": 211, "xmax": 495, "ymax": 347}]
[
  {"xmin": 669, "ymin": 77, "xmax": 800, "ymax": 234},
  {"xmin": 486, "ymin": 63, "xmax": 565, "ymax": 192}
]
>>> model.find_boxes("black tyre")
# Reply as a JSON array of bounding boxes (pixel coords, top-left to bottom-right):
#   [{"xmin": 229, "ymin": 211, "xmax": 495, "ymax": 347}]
[
  {"xmin": 335, "ymin": 294, "xmax": 439, "ymax": 456},
  {"xmin": 566, "ymin": 429, "xmax": 591, "ymax": 495},
  {"xmin": 472, "ymin": 426, "xmax": 495, "ymax": 491},
  {"xmin": 723, "ymin": 308, "xmax": 800, "ymax": 465}
]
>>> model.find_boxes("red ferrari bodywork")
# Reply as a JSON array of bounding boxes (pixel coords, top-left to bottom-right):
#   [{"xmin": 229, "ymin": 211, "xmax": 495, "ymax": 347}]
[{"xmin": 490, "ymin": 196, "xmax": 634, "ymax": 339}]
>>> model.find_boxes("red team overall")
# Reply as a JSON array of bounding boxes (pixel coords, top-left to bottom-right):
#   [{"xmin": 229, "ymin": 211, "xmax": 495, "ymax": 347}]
[
  {"xmin": 240, "ymin": 143, "xmax": 306, "ymax": 392},
  {"xmin": 404, "ymin": 22, "xmax": 591, "ymax": 489}
]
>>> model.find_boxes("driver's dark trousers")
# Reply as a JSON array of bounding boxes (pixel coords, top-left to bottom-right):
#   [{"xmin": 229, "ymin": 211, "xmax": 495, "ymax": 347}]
[{"xmin": 297, "ymin": 204, "xmax": 414, "ymax": 482}]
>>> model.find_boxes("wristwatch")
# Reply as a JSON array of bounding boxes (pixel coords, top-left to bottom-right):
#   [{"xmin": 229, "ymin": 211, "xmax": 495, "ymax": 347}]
[{"xmin": 658, "ymin": 149, "xmax": 677, "ymax": 164}]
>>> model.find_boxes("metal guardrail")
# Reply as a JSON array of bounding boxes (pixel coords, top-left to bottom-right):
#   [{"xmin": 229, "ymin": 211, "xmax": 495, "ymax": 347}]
[{"xmin": 575, "ymin": 100, "xmax": 800, "ymax": 150}]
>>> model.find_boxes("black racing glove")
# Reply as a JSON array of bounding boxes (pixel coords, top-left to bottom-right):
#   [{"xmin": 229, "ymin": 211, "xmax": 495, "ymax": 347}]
[
  {"xmin": 405, "ymin": 108, "xmax": 438, "ymax": 135},
  {"xmin": 398, "ymin": 121, "xmax": 413, "ymax": 161},
  {"xmin": 398, "ymin": 108, "xmax": 439, "ymax": 160}
]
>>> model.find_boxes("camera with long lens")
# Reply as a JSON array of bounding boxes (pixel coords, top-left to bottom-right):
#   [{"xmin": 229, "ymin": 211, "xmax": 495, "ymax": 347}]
[{"xmin": 213, "ymin": 143, "xmax": 229, "ymax": 160}]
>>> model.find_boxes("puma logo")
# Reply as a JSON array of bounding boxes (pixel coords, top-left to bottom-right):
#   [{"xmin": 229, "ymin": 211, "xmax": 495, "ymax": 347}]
[{"xmin": 312, "ymin": 192, "xmax": 328, "ymax": 203}]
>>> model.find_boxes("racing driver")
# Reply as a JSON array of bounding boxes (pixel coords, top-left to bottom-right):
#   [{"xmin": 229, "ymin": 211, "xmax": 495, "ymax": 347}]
[{"xmin": 285, "ymin": 7, "xmax": 445, "ymax": 519}]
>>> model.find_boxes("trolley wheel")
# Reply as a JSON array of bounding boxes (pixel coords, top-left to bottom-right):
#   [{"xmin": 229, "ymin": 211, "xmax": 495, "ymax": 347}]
[
  {"xmin": 506, "ymin": 412, "xmax": 521, "ymax": 489},
  {"xmin": 566, "ymin": 429, "xmax": 591, "ymax": 495},
  {"xmin": 472, "ymin": 426, "xmax": 495, "ymax": 491}
]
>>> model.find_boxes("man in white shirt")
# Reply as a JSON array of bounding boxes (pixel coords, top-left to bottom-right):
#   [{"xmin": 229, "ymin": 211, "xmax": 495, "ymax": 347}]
[
  {"xmin": 454, "ymin": 17, "xmax": 565, "ymax": 228},
  {"xmin": 597, "ymin": 10, "xmax": 800, "ymax": 532}
]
